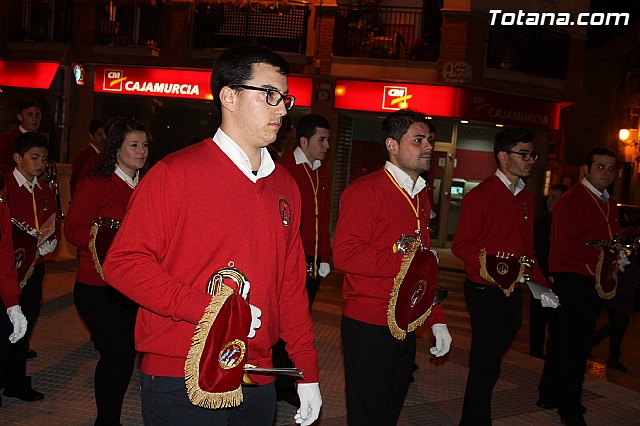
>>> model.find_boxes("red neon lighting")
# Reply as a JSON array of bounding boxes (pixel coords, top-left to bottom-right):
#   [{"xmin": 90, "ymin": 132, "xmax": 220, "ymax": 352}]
[
  {"xmin": 0, "ymin": 60, "xmax": 59, "ymax": 90},
  {"xmin": 93, "ymin": 66, "xmax": 312, "ymax": 107}
]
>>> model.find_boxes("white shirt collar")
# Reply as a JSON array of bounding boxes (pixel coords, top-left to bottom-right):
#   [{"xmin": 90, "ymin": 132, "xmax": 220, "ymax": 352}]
[
  {"xmin": 212, "ymin": 129, "xmax": 275, "ymax": 183},
  {"xmin": 18, "ymin": 125, "xmax": 30, "ymax": 134},
  {"xmin": 90, "ymin": 143, "xmax": 100, "ymax": 154},
  {"xmin": 293, "ymin": 146, "xmax": 321, "ymax": 170},
  {"xmin": 581, "ymin": 177, "xmax": 609, "ymax": 201},
  {"xmin": 495, "ymin": 169, "xmax": 525, "ymax": 195},
  {"xmin": 384, "ymin": 161, "xmax": 426, "ymax": 197},
  {"xmin": 13, "ymin": 167, "xmax": 41, "ymax": 192},
  {"xmin": 114, "ymin": 166, "xmax": 139, "ymax": 189}
]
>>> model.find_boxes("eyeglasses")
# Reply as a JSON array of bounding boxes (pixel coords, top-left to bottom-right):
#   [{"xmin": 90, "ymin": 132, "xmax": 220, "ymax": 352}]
[
  {"xmin": 507, "ymin": 150, "xmax": 539, "ymax": 161},
  {"xmin": 230, "ymin": 84, "xmax": 295, "ymax": 110}
]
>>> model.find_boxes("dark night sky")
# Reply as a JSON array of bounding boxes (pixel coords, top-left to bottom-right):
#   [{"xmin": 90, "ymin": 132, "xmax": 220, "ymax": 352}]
[{"xmin": 587, "ymin": 0, "xmax": 640, "ymax": 47}]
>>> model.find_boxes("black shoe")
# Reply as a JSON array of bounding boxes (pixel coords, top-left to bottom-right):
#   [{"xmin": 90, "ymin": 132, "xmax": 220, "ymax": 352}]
[
  {"xmin": 606, "ymin": 360, "xmax": 628, "ymax": 372},
  {"xmin": 3, "ymin": 387, "xmax": 45, "ymax": 402},
  {"xmin": 536, "ymin": 398, "xmax": 557, "ymax": 410},
  {"xmin": 561, "ymin": 414, "xmax": 587, "ymax": 426},
  {"xmin": 26, "ymin": 350, "xmax": 38, "ymax": 359}
]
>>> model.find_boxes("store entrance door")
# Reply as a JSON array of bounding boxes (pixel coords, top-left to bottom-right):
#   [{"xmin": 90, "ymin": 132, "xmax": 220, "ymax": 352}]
[{"xmin": 429, "ymin": 143, "xmax": 455, "ymax": 248}]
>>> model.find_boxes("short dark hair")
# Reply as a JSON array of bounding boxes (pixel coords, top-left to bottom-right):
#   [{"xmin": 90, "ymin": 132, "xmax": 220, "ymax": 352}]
[
  {"xmin": 14, "ymin": 132, "xmax": 48, "ymax": 157},
  {"xmin": 210, "ymin": 45, "xmax": 290, "ymax": 113},
  {"xmin": 585, "ymin": 146, "xmax": 616, "ymax": 169},
  {"xmin": 549, "ymin": 183, "xmax": 568, "ymax": 193},
  {"xmin": 89, "ymin": 119, "xmax": 105, "ymax": 135},
  {"xmin": 17, "ymin": 98, "xmax": 41, "ymax": 114},
  {"xmin": 95, "ymin": 119, "xmax": 150, "ymax": 176},
  {"xmin": 296, "ymin": 114, "xmax": 330, "ymax": 146},
  {"xmin": 494, "ymin": 127, "xmax": 534, "ymax": 165},
  {"xmin": 382, "ymin": 110, "xmax": 428, "ymax": 143}
]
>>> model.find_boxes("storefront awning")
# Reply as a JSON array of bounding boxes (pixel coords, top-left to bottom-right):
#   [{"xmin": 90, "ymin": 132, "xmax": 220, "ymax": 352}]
[
  {"xmin": 0, "ymin": 60, "xmax": 60, "ymax": 90},
  {"xmin": 93, "ymin": 65, "xmax": 313, "ymax": 107},
  {"xmin": 334, "ymin": 79, "xmax": 570, "ymax": 130}
]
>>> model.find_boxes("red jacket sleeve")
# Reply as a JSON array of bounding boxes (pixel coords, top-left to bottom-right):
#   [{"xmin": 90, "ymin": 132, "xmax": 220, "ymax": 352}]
[
  {"xmin": 333, "ymin": 182, "xmax": 402, "ymax": 278},
  {"xmin": 451, "ymin": 187, "xmax": 487, "ymax": 273},
  {"xmin": 0, "ymin": 192, "xmax": 20, "ymax": 309},
  {"xmin": 102, "ymin": 162, "xmax": 211, "ymax": 325},
  {"xmin": 64, "ymin": 179, "xmax": 100, "ymax": 250}
]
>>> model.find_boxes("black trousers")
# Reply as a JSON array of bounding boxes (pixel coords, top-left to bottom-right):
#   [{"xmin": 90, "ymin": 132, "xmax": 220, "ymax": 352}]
[
  {"xmin": 74, "ymin": 282, "xmax": 137, "ymax": 426},
  {"xmin": 341, "ymin": 315, "xmax": 416, "ymax": 426},
  {"xmin": 0, "ymin": 263, "xmax": 45, "ymax": 390},
  {"xmin": 305, "ymin": 255, "xmax": 322, "ymax": 307},
  {"xmin": 528, "ymin": 295, "xmax": 552, "ymax": 358},
  {"xmin": 538, "ymin": 273, "xmax": 603, "ymax": 419},
  {"xmin": 593, "ymin": 303, "xmax": 630, "ymax": 362},
  {"xmin": 459, "ymin": 280, "xmax": 522, "ymax": 426},
  {"xmin": 140, "ymin": 374, "xmax": 276, "ymax": 426}
]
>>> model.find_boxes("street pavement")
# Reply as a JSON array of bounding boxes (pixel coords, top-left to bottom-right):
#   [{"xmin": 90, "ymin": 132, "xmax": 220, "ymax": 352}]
[{"xmin": 1, "ymin": 250, "xmax": 640, "ymax": 425}]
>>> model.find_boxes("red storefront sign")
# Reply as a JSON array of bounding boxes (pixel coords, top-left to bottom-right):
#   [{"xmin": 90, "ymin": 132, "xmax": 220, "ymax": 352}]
[
  {"xmin": 93, "ymin": 65, "xmax": 312, "ymax": 107},
  {"xmin": 0, "ymin": 60, "xmax": 60, "ymax": 90},
  {"xmin": 334, "ymin": 79, "xmax": 566, "ymax": 130}
]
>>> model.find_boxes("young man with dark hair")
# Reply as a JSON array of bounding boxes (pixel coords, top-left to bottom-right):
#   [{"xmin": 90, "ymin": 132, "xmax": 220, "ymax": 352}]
[
  {"xmin": 334, "ymin": 109, "xmax": 451, "ymax": 426},
  {"xmin": 103, "ymin": 45, "xmax": 321, "ymax": 425},
  {"xmin": 3, "ymin": 131, "xmax": 60, "ymax": 402},
  {"xmin": 0, "ymin": 173, "xmax": 29, "ymax": 408},
  {"xmin": 453, "ymin": 127, "xmax": 559, "ymax": 425},
  {"xmin": 0, "ymin": 98, "xmax": 42, "ymax": 173},
  {"xmin": 69, "ymin": 119, "xmax": 107, "ymax": 196},
  {"xmin": 279, "ymin": 113, "xmax": 331, "ymax": 306},
  {"xmin": 538, "ymin": 147, "xmax": 621, "ymax": 426}
]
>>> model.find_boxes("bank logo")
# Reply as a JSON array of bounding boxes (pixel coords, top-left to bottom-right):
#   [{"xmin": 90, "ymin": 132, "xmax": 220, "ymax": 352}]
[
  {"xmin": 103, "ymin": 69, "xmax": 127, "ymax": 91},
  {"xmin": 382, "ymin": 86, "xmax": 412, "ymax": 110}
]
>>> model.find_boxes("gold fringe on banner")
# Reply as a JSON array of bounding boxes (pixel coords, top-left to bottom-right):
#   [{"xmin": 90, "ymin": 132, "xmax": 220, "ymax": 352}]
[
  {"xmin": 387, "ymin": 245, "xmax": 433, "ymax": 340},
  {"xmin": 185, "ymin": 285, "xmax": 244, "ymax": 409},
  {"xmin": 593, "ymin": 249, "xmax": 617, "ymax": 300},
  {"xmin": 17, "ymin": 251, "xmax": 38, "ymax": 290},
  {"xmin": 479, "ymin": 248, "xmax": 524, "ymax": 297},
  {"xmin": 88, "ymin": 222, "xmax": 105, "ymax": 280}
]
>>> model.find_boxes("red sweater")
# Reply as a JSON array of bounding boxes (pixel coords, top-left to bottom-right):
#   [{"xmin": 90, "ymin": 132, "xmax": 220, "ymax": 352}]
[
  {"xmin": 5, "ymin": 171, "xmax": 60, "ymax": 265},
  {"xmin": 452, "ymin": 175, "xmax": 547, "ymax": 286},
  {"xmin": 333, "ymin": 169, "xmax": 446, "ymax": 326},
  {"xmin": 0, "ymin": 128, "xmax": 22, "ymax": 174},
  {"xmin": 279, "ymin": 153, "xmax": 331, "ymax": 261},
  {"xmin": 65, "ymin": 174, "xmax": 134, "ymax": 286},
  {"xmin": 549, "ymin": 183, "xmax": 619, "ymax": 277},
  {"xmin": 0, "ymin": 186, "xmax": 20, "ymax": 309},
  {"xmin": 70, "ymin": 145, "xmax": 99, "ymax": 196},
  {"xmin": 103, "ymin": 140, "xmax": 318, "ymax": 383}
]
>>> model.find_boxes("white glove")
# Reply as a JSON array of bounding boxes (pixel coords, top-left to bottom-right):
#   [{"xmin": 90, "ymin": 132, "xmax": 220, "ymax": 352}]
[
  {"xmin": 38, "ymin": 238, "xmax": 58, "ymax": 256},
  {"xmin": 618, "ymin": 250, "xmax": 631, "ymax": 272},
  {"xmin": 430, "ymin": 248, "xmax": 439, "ymax": 264},
  {"xmin": 7, "ymin": 305, "xmax": 27, "ymax": 344},
  {"xmin": 318, "ymin": 262, "xmax": 330, "ymax": 278},
  {"xmin": 247, "ymin": 304, "xmax": 262, "ymax": 338},
  {"xmin": 430, "ymin": 323, "xmax": 452, "ymax": 357},
  {"xmin": 295, "ymin": 382, "xmax": 322, "ymax": 426},
  {"xmin": 540, "ymin": 289, "xmax": 560, "ymax": 309}
]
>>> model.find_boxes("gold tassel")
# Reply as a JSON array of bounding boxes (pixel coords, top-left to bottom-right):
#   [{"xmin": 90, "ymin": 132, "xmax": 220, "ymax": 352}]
[
  {"xmin": 17, "ymin": 251, "xmax": 39, "ymax": 289},
  {"xmin": 185, "ymin": 285, "xmax": 245, "ymax": 409},
  {"xmin": 89, "ymin": 222, "xmax": 105, "ymax": 280},
  {"xmin": 594, "ymin": 250, "xmax": 617, "ymax": 300}
]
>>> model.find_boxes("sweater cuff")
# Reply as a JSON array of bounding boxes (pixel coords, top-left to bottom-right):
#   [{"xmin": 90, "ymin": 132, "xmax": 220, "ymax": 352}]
[{"xmin": 291, "ymin": 354, "xmax": 319, "ymax": 383}]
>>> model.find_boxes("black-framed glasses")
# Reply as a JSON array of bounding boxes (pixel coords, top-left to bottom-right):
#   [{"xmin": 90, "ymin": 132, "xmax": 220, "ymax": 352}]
[
  {"xmin": 230, "ymin": 84, "xmax": 295, "ymax": 110},
  {"xmin": 507, "ymin": 150, "xmax": 539, "ymax": 161}
]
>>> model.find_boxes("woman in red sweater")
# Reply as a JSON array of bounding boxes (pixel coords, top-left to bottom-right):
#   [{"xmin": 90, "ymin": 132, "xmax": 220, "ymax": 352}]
[{"xmin": 65, "ymin": 118, "xmax": 149, "ymax": 426}]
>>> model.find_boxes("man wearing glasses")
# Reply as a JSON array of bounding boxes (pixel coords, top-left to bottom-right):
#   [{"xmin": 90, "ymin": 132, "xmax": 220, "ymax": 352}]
[
  {"xmin": 453, "ymin": 127, "xmax": 559, "ymax": 425},
  {"xmin": 103, "ymin": 45, "xmax": 321, "ymax": 425}
]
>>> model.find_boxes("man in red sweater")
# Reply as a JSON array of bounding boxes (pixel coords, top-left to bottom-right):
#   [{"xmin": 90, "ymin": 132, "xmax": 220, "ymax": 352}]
[
  {"xmin": 279, "ymin": 113, "xmax": 331, "ymax": 306},
  {"xmin": 452, "ymin": 127, "xmax": 559, "ymax": 426},
  {"xmin": 538, "ymin": 147, "xmax": 621, "ymax": 426},
  {"xmin": 3, "ymin": 132, "xmax": 59, "ymax": 402},
  {"xmin": 0, "ymin": 98, "xmax": 42, "ymax": 173},
  {"xmin": 103, "ymin": 45, "xmax": 321, "ymax": 426},
  {"xmin": 69, "ymin": 119, "xmax": 107, "ymax": 197},
  {"xmin": 333, "ymin": 109, "xmax": 452, "ymax": 426},
  {"xmin": 0, "ymin": 173, "xmax": 29, "ymax": 408}
]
